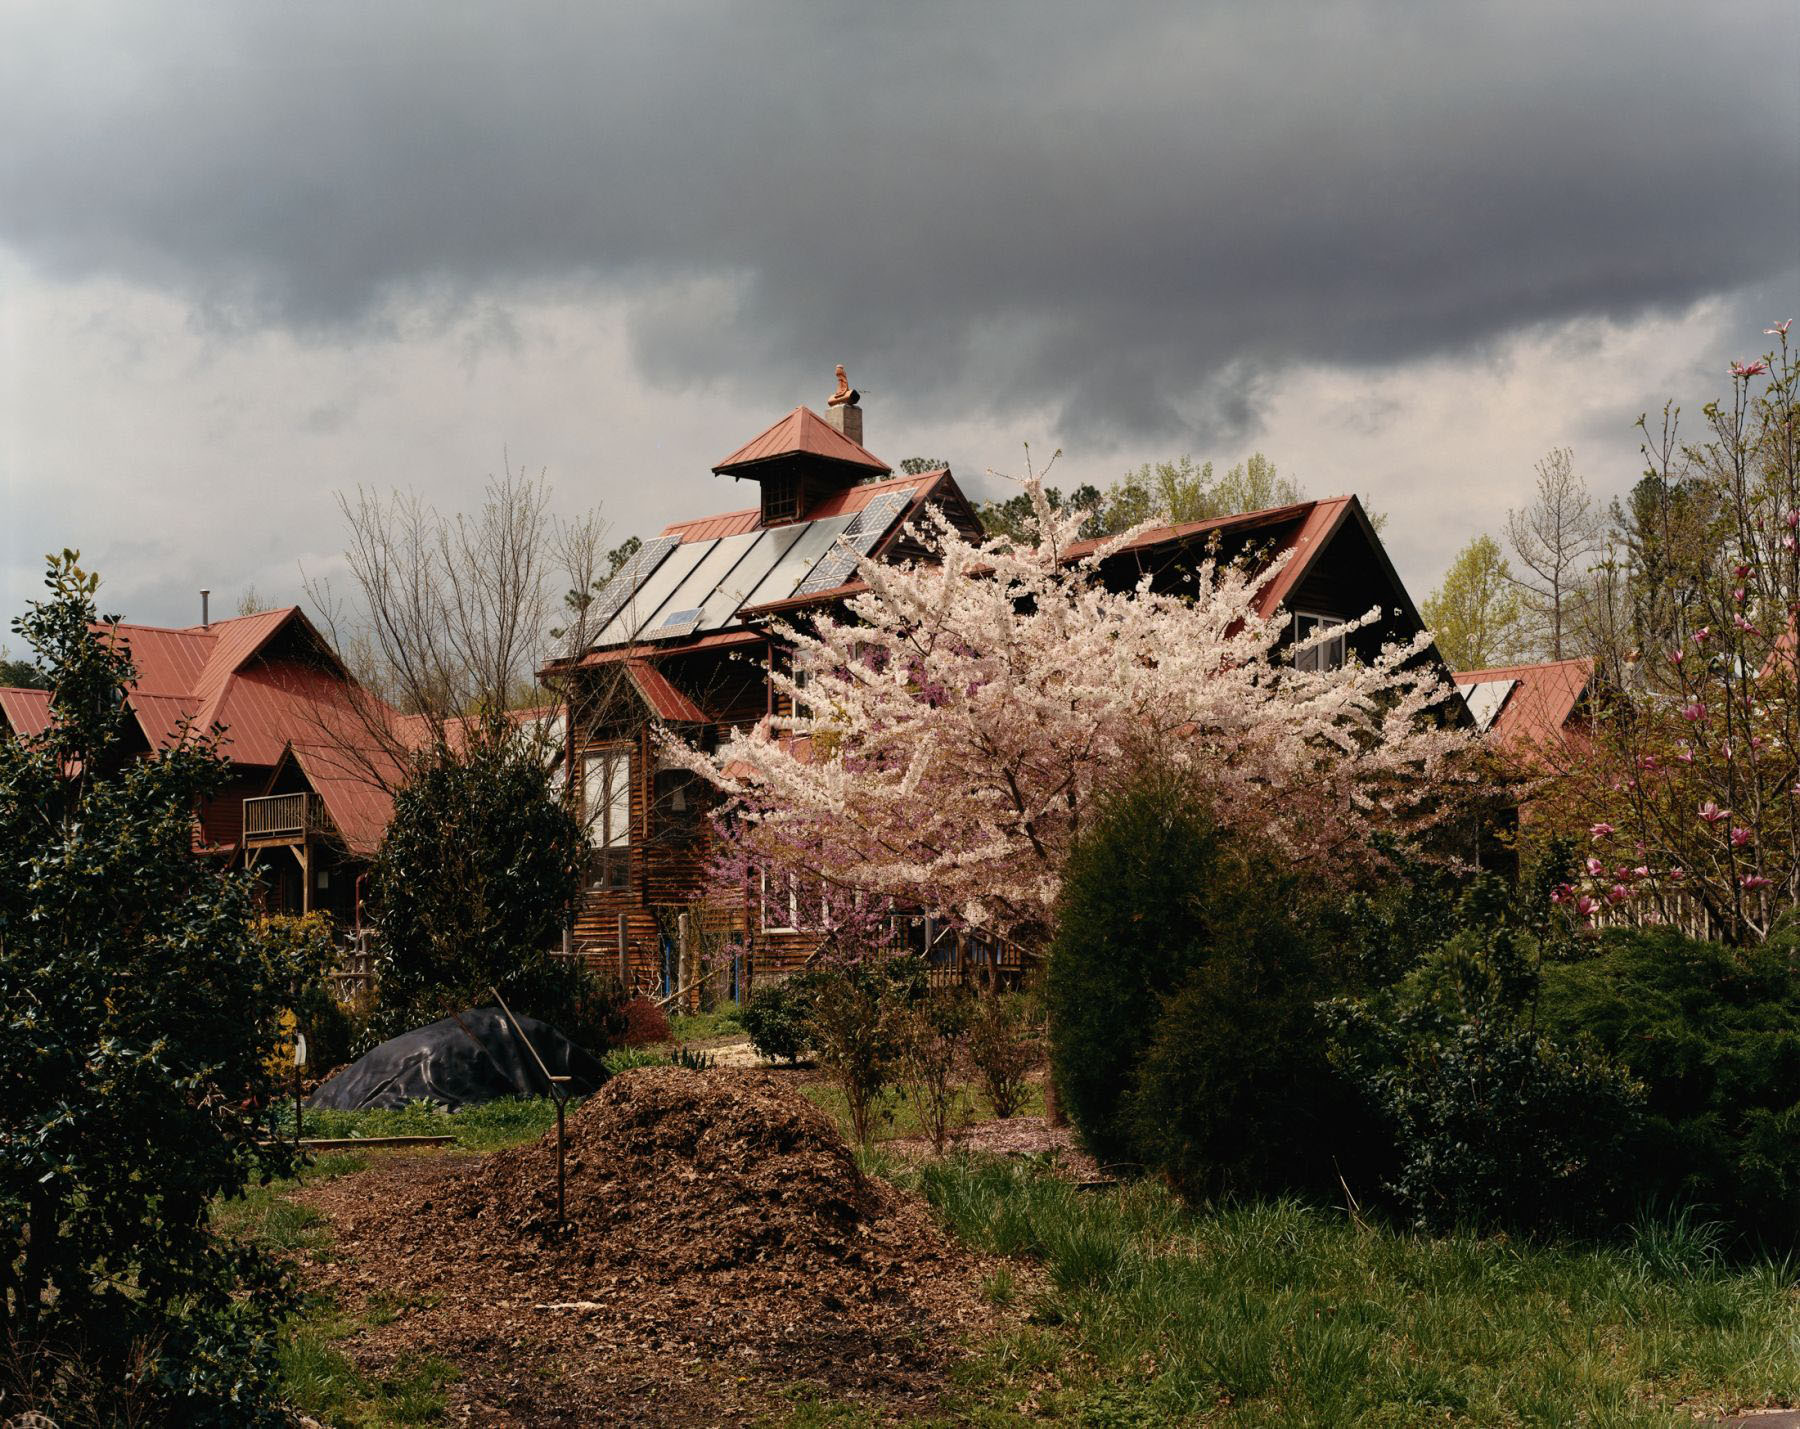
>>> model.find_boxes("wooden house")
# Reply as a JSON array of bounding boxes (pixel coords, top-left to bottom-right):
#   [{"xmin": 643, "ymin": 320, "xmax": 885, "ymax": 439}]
[
  {"xmin": 0, "ymin": 606, "xmax": 405, "ymax": 924},
  {"xmin": 542, "ymin": 385, "xmax": 1444, "ymax": 991}
]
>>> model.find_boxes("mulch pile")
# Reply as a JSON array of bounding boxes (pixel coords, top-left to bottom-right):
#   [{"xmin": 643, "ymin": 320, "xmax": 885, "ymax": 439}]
[{"xmin": 293, "ymin": 1067, "xmax": 996, "ymax": 1425}]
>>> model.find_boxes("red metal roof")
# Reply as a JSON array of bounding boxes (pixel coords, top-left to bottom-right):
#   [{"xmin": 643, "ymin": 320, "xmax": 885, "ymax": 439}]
[
  {"xmin": 712, "ymin": 406, "xmax": 890, "ymax": 476},
  {"xmin": 626, "ymin": 660, "xmax": 710, "ymax": 723},
  {"xmin": 663, "ymin": 470, "xmax": 944, "ymax": 545},
  {"xmin": 662, "ymin": 506, "xmax": 762, "ymax": 542},
  {"xmin": 1453, "ymin": 658, "xmax": 1591, "ymax": 752},
  {"xmin": 287, "ymin": 741, "xmax": 407, "ymax": 858},
  {"xmin": 0, "ymin": 687, "xmax": 52, "ymax": 737},
  {"xmin": 1060, "ymin": 498, "xmax": 1355, "ymax": 619}
]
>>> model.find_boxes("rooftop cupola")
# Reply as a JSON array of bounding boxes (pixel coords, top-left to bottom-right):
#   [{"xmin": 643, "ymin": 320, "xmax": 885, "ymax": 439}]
[{"xmin": 711, "ymin": 366, "xmax": 889, "ymax": 526}]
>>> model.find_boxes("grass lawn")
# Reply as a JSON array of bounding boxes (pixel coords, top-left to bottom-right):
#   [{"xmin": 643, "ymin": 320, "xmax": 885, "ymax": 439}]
[
  {"xmin": 865, "ymin": 1154, "xmax": 1800, "ymax": 1427},
  {"xmin": 667, "ymin": 998, "xmax": 746, "ymax": 1043},
  {"xmin": 268, "ymin": 1095, "xmax": 570, "ymax": 1152},
  {"xmin": 799, "ymin": 1079, "xmax": 1047, "ymax": 1144}
]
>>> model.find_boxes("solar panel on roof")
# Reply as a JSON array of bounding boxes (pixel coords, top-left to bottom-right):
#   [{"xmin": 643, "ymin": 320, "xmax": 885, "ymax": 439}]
[
  {"xmin": 792, "ymin": 490, "xmax": 914, "ymax": 597},
  {"xmin": 650, "ymin": 608, "xmax": 705, "ymax": 641},
  {"xmin": 591, "ymin": 539, "xmax": 712, "ymax": 647},
  {"xmin": 740, "ymin": 516, "xmax": 854, "ymax": 609},
  {"xmin": 588, "ymin": 534, "xmax": 679, "ymax": 628},
  {"xmin": 1460, "ymin": 678, "xmax": 1517, "ymax": 732},
  {"xmin": 693, "ymin": 528, "xmax": 800, "ymax": 631}
]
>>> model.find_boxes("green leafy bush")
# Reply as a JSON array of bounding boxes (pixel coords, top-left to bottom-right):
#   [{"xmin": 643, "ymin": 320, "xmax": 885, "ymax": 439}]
[
  {"xmin": 810, "ymin": 962, "xmax": 913, "ymax": 1146},
  {"xmin": 257, "ymin": 912, "xmax": 370, "ymax": 1073},
  {"xmin": 1330, "ymin": 925, "xmax": 1645, "ymax": 1235},
  {"xmin": 1538, "ymin": 925, "xmax": 1800, "ymax": 1245},
  {"xmin": 741, "ymin": 974, "xmax": 819, "ymax": 1063},
  {"xmin": 1048, "ymin": 759, "xmax": 1353, "ymax": 1193},
  {"xmin": 368, "ymin": 728, "xmax": 583, "ymax": 1040},
  {"xmin": 967, "ymin": 993, "xmax": 1039, "ymax": 1120},
  {"xmin": 0, "ymin": 554, "xmax": 296, "ymax": 1423},
  {"xmin": 901, "ymin": 991, "xmax": 973, "ymax": 1152}
]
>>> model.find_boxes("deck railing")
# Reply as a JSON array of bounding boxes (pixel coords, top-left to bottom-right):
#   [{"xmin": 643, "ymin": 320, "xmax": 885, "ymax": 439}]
[{"xmin": 243, "ymin": 792, "xmax": 324, "ymax": 841}]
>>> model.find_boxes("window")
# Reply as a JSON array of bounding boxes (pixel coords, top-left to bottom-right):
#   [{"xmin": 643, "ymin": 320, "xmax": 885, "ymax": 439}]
[
  {"xmin": 1291, "ymin": 611, "xmax": 1347, "ymax": 672},
  {"xmin": 762, "ymin": 474, "xmax": 800, "ymax": 524},
  {"xmin": 760, "ymin": 869, "xmax": 799, "ymax": 932},
  {"xmin": 759, "ymin": 871, "xmax": 835, "ymax": 933},
  {"xmin": 651, "ymin": 761, "xmax": 703, "ymax": 844},
  {"xmin": 582, "ymin": 747, "xmax": 632, "ymax": 890}
]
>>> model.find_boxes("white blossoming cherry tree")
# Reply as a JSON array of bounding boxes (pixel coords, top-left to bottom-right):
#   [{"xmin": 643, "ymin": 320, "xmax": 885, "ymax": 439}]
[{"xmin": 664, "ymin": 478, "xmax": 1477, "ymax": 944}]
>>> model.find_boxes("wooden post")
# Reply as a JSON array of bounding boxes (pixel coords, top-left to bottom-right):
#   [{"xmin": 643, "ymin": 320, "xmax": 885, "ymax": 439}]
[
  {"xmin": 617, "ymin": 912, "xmax": 629, "ymax": 987},
  {"xmin": 300, "ymin": 839, "xmax": 313, "ymax": 916},
  {"xmin": 677, "ymin": 911, "xmax": 699, "ymax": 1014},
  {"xmin": 954, "ymin": 929, "xmax": 965, "ymax": 985}
]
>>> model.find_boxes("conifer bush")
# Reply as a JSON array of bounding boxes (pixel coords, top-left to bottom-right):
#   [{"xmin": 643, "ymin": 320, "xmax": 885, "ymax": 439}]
[
  {"xmin": 1539, "ymin": 924, "xmax": 1800, "ymax": 1245},
  {"xmin": 1047, "ymin": 758, "xmax": 1351, "ymax": 1191}
]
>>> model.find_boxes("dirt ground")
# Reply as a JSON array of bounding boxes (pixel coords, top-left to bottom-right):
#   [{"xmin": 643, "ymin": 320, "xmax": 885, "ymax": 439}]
[{"xmin": 291, "ymin": 1068, "xmax": 1011, "ymax": 1426}]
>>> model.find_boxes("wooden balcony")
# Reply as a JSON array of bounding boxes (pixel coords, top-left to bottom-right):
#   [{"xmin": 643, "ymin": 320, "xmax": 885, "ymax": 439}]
[{"xmin": 243, "ymin": 792, "xmax": 326, "ymax": 845}]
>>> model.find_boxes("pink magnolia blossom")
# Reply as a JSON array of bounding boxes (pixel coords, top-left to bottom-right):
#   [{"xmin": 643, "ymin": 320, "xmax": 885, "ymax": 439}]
[
  {"xmin": 1743, "ymin": 874, "xmax": 1773, "ymax": 891},
  {"xmin": 1731, "ymin": 359, "xmax": 1770, "ymax": 379},
  {"xmin": 1731, "ymin": 827, "xmax": 1753, "ymax": 847},
  {"xmin": 1585, "ymin": 856, "xmax": 1605, "ymax": 877},
  {"xmin": 1698, "ymin": 801, "xmax": 1728, "ymax": 824},
  {"xmin": 1606, "ymin": 883, "xmax": 1630, "ymax": 905},
  {"xmin": 1589, "ymin": 822, "xmax": 1616, "ymax": 841},
  {"xmin": 1735, "ymin": 563, "xmax": 1753, "ymax": 580},
  {"xmin": 1677, "ymin": 748, "xmax": 1696, "ymax": 765},
  {"xmin": 1767, "ymin": 320, "xmax": 1793, "ymax": 337},
  {"xmin": 1669, "ymin": 867, "xmax": 1687, "ymax": 882},
  {"xmin": 1575, "ymin": 895, "xmax": 1600, "ymax": 918},
  {"xmin": 1680, "ymin": 701, "xmax": 1708, "ymax": 723},
  {"xmin": 1693, "ymin": 627, "xmax": 1711, "ymax": 644},
  {"xmin": 1634, "ymin": 865, "xmax": 1651, "ymax": 879},
  {"xmin": 1550, "ymin": 884, "xmax": 1573, "ymax": 906}
]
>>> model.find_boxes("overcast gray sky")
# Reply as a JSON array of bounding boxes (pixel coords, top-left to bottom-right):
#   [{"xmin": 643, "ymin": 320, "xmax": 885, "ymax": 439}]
[{"xmin": 3, "ymin": 1, "xmax": 1796, "ymax": 642}]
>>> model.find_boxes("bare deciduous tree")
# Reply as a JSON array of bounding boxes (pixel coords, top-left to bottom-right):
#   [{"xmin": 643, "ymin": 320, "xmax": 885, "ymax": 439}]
[
  {"xmin": 1505, "ymin": 447, "xmax": 1603, "ymax": 660},
  {"xmin": 301, "ymin": 461, "xmax": 633, "ymax": 808}
]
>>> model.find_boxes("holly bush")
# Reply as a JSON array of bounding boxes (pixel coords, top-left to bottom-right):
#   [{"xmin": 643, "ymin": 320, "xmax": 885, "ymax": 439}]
[
  {"xmin": 0, "ymin": 553, "xmax": 298, "ymax": 1424},
  {"xmin": 368, "ymin": 727, "xmax": 584, "ymax": 1040}
]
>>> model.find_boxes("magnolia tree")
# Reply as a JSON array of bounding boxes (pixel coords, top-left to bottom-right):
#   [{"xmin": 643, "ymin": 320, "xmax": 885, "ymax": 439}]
[
  {"xmin": 667, "ymin": 481, "xmax": 1477, "ymax": 944},
  {"xmin": 1546, "ymin": 324, "xmax": 1800, "ymax": 943}
]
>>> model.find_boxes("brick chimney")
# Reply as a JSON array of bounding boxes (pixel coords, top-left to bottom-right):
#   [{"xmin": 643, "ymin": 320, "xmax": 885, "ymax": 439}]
[{"xmin": 823, "ymin": 364, "xmax": 864, "ymax": 445}]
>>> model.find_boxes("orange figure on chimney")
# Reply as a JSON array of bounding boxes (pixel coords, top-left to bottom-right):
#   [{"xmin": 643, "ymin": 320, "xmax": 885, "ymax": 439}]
[{"xmin": 828, "ymin": 364, "xmax": 859, "ymax": 407}]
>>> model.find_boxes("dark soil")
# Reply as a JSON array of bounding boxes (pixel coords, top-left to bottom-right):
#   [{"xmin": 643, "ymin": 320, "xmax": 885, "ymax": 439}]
[{"xmin": 292, "ymin": 1067, "xmax": 997, "ymax": 1425}]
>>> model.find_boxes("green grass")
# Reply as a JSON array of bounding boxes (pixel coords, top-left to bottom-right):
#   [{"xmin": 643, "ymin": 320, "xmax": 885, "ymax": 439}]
[
  {"xmin": 668, "ymin": 998, "xmax": 745, "ymax": 1042},
  {"xmin": 800, "ymin": 1079, "xmax": 1047, "ymax": 1144},
  {"xmin": 865, "ymin": 1155, "xmax": 1800, "ymax": 1426},
  {"xmin": 270, "ymin": 1095, "xmax": 569, "ymax": 1153}
]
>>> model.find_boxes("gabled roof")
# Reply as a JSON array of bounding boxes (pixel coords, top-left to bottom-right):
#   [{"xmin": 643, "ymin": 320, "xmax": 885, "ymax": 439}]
[
  {"xmin": 0, "ymin": 687, "xmax": 52, "ymax": 738},
  {"xmin": 1453, "ymin": 658, "xmax": 1591, "ymax": 752},
  {"xmin": 281, "ymin": 741, "xmax": 410, "ymax": 859},
  {"xmin": 712, "ymin": 405, "xmax": 890, "ymax": 477}
]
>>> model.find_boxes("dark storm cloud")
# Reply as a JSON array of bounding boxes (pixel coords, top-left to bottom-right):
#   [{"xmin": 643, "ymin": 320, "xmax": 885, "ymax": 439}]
[{"xmin": 1, "ymin": 1, "xmax": 1794, "ymax": 443}]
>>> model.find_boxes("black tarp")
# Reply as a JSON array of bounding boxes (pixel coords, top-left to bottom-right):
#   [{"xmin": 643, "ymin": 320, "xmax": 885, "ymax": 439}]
[{"xmin": 308, "ymin": 1006, "xmax": 608, "ymax": 1111}]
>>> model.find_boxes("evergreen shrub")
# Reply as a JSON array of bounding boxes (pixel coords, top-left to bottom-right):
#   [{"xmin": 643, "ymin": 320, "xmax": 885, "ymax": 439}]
[
  {"xmin": 1539, "ymin": 925, "xmax": 1800, "ymax": 1245},
  {"xmin": 1047, "ymin": 759, "xmax": 1354, "ymax": 1193}
]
